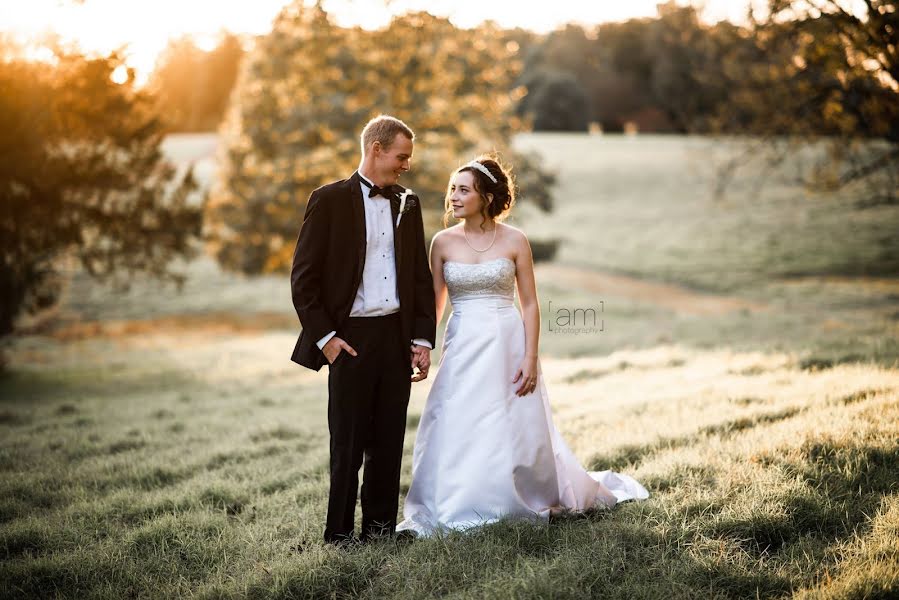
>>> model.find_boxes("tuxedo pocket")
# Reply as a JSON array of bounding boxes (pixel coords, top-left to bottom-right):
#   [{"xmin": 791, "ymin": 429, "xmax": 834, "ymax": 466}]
[
  {"xmin": 331, "ymin": 347, "xmax": 356, "ymax": 368},
  {"xmin": 331, "ymin": 350, "xmax": 347, "ymax": 366}
]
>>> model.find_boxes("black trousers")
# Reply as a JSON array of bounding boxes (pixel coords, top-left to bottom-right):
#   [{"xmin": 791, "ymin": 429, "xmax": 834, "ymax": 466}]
[{"xmin": 324, "ymin": 313, "xmax": 411, "ymax": 542}]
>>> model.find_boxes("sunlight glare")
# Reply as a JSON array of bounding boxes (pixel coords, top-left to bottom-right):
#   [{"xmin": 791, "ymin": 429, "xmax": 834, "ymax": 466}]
[
  {"xmin": 22, "ymin": 45, "xmax": 58, "ymax": 65},
  {"xmin": 2, "ymin": 0, "xmax": 761, "ymax": 84},
  {"xmin": 111, "ymin": 64, "xmax": 129, "ymax": 84}
]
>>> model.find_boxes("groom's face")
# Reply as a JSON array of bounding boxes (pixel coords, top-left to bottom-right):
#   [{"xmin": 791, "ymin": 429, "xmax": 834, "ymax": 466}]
[{"xmin": 374, "ymin": 133, "xmax": 413, "ymax": 185}]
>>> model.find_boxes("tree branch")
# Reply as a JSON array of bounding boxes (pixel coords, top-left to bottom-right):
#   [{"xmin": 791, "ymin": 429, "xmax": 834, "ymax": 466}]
[{"xmin": 838, "ymin": 146, "xmax": 899, "ymax": 186}]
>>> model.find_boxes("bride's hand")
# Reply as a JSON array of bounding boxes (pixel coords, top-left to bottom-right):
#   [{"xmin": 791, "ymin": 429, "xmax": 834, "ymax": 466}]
[{"xmin": 512, "ymin": 355, "xmax": 539, "ymax": 396}]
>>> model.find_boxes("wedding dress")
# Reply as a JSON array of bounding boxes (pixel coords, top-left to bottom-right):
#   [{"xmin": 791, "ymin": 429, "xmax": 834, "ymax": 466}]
[{"xmin": 397, "ymin": 257, "xmax": 648, "ymax": 537}]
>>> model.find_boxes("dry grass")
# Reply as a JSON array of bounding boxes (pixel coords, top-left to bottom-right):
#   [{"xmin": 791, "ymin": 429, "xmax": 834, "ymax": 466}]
[
  {"xmin": 1, "ymin": 337, "xmax": 896, "ymax": 599},
  {"xmin": 1, "ymin": 133, "xmax": 897, "ymax": 598}
]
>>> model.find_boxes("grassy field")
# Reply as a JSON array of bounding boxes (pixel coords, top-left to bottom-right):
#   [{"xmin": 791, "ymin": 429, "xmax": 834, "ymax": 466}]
[
  {"xmin": 1, "ymin": 133, "xmax": 897, "ymax": 599},
  {"xmin": 510, "ymin": 133, "xmax": 899, "ymax": 365}
]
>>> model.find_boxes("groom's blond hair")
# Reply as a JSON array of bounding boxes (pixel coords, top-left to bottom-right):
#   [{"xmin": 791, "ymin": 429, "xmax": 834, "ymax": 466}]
[{"xmin": 360, "ymin": 115, "xmax": 414, "ymax": 156}]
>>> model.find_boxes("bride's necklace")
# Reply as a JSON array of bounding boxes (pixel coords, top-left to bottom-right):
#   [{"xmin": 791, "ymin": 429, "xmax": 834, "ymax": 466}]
[{"xmin": 463, "ymin": 224, "xmax": 497, "ymax": 253}]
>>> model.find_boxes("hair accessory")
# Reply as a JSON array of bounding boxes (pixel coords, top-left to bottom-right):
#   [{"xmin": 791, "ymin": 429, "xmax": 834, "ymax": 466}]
[{"xmin": 464, "ymin": 160, "xmax": 498, "ymax": 184}]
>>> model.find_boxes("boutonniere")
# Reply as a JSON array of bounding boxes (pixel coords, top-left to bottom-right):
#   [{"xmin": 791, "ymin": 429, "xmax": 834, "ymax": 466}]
[{"xmin": 395, "ymin": 189, "xmax": 417, "ymax": 228}]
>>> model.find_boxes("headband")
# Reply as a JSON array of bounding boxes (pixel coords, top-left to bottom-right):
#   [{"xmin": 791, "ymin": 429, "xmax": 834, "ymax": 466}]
[{"xmin": 464, "ymin": 160, "xmax": 498, "ymax": 183}]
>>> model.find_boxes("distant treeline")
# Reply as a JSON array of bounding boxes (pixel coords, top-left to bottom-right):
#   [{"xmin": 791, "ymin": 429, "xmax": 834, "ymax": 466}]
[
  {"xmin": 1, "ymin": 0, "xmax": 894, "ymax": 349},
  {"xmin": 151, "ymin": 0, "xmax": 895, "ymax": 208},
  {"xmin": 514, "ymin": 3, "xmax": 739, "ymax": 133},
  {"xmin": 151, "ymin": 1, "xmax": 896, "ymax": 143},
  {"xmin": 151, "ymin": 3, "xmax": 733, "ymax": 134}
]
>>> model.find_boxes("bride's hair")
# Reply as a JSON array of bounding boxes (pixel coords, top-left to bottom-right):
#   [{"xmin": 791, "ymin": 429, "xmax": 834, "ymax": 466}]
[{"xmin": 443, "ymin": 154, "xmax": 516, "ymax": 228}]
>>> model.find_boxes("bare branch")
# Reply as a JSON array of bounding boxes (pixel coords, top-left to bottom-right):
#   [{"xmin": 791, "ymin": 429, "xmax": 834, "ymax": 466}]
[{"xmin": 838, "ymin": 147, "xmax": 899, "ymax": 186}]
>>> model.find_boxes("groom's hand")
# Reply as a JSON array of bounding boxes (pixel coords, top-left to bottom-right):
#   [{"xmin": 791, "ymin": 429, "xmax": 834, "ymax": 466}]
[
  {"xmin": 323, "ymin": 337, "xmax": 357, "ymax": 364},
  {"xmin": 410, "ymin": 344, "xmax": 431, "ymax": 382}
]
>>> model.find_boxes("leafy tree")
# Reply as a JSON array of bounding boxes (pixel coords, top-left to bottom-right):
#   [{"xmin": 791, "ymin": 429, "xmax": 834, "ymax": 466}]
[
  {"xmin": 149, "ymin": 32, "xmax": 245, "ymax": 132},
  {"xmin": 644, "ymin": 3, "xmax": 736, "ymax": 132},
  {"xmin": 516, "ymin": 25, "xmax": 597, "ymax": 131},
  {"xmin": 208, "ymin": 3, "xmax": 554, "ymax": 275},
  {"xmin": 513, "ymin": 4, "xmax": 747, "ymax": 134},
  {"xmin": 589, "ymin": 18, "xmax": 657, "ymax": 132},
  {"xmin": 586, "ymin": 4, "xmax": 740, "ymax": 133},
  {"xmin": 517, "ymin": 70, "xmax": 591, "ymax": 131},
  {"xmin": 0, "ymin": 47, "xmax": 202, "ymax": 342},
  {"xmin": 715, "ymin": 0, "xmax": 899, "ymax": 206}
]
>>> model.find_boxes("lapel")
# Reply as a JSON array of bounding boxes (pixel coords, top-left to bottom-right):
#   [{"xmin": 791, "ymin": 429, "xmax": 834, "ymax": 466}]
[
  {"xmin": 347, "ymin": 172, "xmax": 366, "ymax": 284},
  {"xmin": 390, "ymin": 191, "xmax": 403, "ymax": 275}
]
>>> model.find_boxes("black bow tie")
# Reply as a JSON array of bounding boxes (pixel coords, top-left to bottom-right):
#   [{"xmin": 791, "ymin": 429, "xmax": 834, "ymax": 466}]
[
  {"xmin": 370, "ymin": 185, "xmax": 399, "ymax": 201},
  {"xmin": 361, "ymin": 177, "xmax": 400, "ymax": 202}
]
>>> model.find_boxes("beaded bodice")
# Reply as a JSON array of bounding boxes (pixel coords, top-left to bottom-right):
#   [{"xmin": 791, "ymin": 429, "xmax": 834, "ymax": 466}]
[{"xmin": 443, "ymin": 257, "xmax": 516, "ymax": 304}]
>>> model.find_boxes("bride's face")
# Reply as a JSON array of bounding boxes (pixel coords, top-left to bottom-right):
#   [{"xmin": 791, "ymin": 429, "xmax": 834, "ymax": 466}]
[{"xmin": 449, "ymin": 171, "xmax": 490, "ymax": 220}]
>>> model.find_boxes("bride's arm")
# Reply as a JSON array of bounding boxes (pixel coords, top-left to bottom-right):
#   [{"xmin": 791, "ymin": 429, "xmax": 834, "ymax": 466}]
[
  {"xmin": 430, "ymin": 234, "xmax": 449, "ymax": 323},
  {"xmin": 514, "ymin": 232, "xmax": 540, "ymax": 358},
  {"xmin": 513, "ymin": 228, "xmax": 540, "ymax": 396}
]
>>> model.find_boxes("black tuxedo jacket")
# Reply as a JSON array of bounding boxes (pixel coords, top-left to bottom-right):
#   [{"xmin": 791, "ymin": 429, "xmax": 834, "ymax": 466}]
[{"xmin": 290, "ymin": 171, "xmax": 437, "ymax": 371}]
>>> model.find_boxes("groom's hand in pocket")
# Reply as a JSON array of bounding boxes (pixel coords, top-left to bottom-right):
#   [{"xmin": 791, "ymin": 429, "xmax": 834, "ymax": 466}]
[
  {"xmin": 323, "ymin": 337, "xmax": 357, "ymax": 365},
  {"xmin": 410, "ymin": 344, "xmax": 430, "ymax": 382}
]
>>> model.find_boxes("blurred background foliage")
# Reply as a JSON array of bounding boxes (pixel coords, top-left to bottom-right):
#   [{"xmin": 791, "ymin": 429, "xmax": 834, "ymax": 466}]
[
  {"xmin": 148, "ymin": 32, "xmax": 244, "ymax": 133},
  {"xmin": 1, "ymin": 0, "xmax": 897, "ymax": 340},
  {"xmin": 0, "ymin": 41, "xmax": 201, "ymax": 343},
  {"xmin": 205, "ymin": 4, "xmax": 553, "ymax": 275},
  {"xmin": 202, "ymin": 0, "xmax": 897, "ymax": 275}
]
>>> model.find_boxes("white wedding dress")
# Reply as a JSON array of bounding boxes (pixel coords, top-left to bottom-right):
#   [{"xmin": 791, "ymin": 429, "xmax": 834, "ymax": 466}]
[{"xmin": 397, "ymin": 257, "xmax": 648, "ymax": 537}]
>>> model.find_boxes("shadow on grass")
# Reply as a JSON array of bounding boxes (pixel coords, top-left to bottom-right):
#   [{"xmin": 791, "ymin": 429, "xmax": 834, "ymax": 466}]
[
  {"xmin": 710, "ymin": 440, "xmax": 899, "ymax": 556},
  {"xmin": 0, "ymin": 366, "xmax": 201, "ymax": 406},
  {"xmin": 588, "ymin": 406, "xmax": 807, "ymax": 472},
  {"xmin": 201, "ymin": 514, "xmax": 794, "ymax": 600}
]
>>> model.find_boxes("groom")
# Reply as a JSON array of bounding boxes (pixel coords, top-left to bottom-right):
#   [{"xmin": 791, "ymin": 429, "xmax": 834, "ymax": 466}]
[{"xmin": 290, "ymin": 115, "xmax": 437, "ymax": 545}]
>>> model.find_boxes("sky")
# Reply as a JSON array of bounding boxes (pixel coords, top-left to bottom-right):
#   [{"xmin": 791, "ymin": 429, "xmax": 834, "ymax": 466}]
[{"xmin": 2, "ymin": 0, "xmax": 758, "ymax": 83}]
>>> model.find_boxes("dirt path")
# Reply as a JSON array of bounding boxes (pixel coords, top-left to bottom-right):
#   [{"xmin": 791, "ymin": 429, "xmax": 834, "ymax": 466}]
[
  {"xmin": 536, "ymin": 263, "xmax": 767, "ymax": 315},
  {"xmin": 30, "ymin": 262, "xmax": 768, "ymax": 343}
]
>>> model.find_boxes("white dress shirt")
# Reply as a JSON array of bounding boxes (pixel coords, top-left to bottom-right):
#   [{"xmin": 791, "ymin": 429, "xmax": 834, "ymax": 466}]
[
  {"xmin": 351, "ymin": 176, "xmax": 401, "ymax": 316},
  {"xmin": 316, "ymin": 172, "xmax": 432, "ymax": 351}
]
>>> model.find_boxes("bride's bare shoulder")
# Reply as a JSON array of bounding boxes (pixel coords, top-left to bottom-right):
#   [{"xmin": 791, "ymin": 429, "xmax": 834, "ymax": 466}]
[
  {"xmin": 433, "ymin": 225, "xmax": 463, "ymax": 242},
  {"xmin": 498, "ymin": 223, "xmax": 529, "ymax": 246},
  {"xmin": 496, "ymin": 224, "xmax": 533, "ymax": 265},
  {"xmin": 430, "ymin": 225, "xmax": 462, "ymax": 253}
]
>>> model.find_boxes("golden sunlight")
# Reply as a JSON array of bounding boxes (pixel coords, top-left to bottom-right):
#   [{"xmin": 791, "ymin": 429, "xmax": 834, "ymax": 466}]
[
  {"xmin": 110, "ymin": 64, "xmax": 129, "ymax": 84},
  {"xmin": 2, "ymin": 0, "xmax": 759, "ymax": 84}
]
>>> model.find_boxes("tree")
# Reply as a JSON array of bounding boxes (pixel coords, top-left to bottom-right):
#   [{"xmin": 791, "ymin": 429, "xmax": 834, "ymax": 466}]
[
  {"xmin": 0, "ymin": 47, "xmax": 202, "ymax": 342},
  {"xmin": 207, "ymin": 3, "xmax": 554, "ymax": 275},
  {"xmin": 517, "ymin": 70, "xmax": 591, "ymax": 131},
  {"xmin": 516, "ymin": 25, "xmax": 596, "ymax": 131},
  {"xmin": 590, "ymin": 18, "xmax": 658, "ymax": 132},
  {"xmin": 148, "ymin": 32, "xmax": 245, "ymax": 132},
  {"xmin": 645, "ymin": 3, "xmax": 735, "ymax": 133},
  {"xmin": 715, "ymin": 0, "xmax": 899, "ymax": 206},
  {"xmin": 584, "ymin": 4, "xmax": 739, "ymax": 133}
]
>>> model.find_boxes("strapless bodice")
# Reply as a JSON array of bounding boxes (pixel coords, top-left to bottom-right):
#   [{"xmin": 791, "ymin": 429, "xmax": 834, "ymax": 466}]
[{"xmin": 443, "ymin": 257, "xmax": 516, "ymax": 306}]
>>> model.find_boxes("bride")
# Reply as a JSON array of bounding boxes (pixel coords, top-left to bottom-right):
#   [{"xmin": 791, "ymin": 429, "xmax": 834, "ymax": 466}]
[{"xmin": 397, "ymin": 156, "xmax": 648, "ymax": 537}]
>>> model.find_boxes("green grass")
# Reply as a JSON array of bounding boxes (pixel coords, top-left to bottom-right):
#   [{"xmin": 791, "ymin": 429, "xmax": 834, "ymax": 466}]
[
  {"xmin": 509, "ymin": 133, "xmax": 899, "ymax": 367},
  {"xmin": 512, "ymin": 134, "xmax": 899, "ymax": 290},
  {"xmin": 1, "ymin": 352, "xmax": 897, "ymax": 599},
  {"xmin": 2, "ymin": 133, "xmax": 898, "ymax": 598}
]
